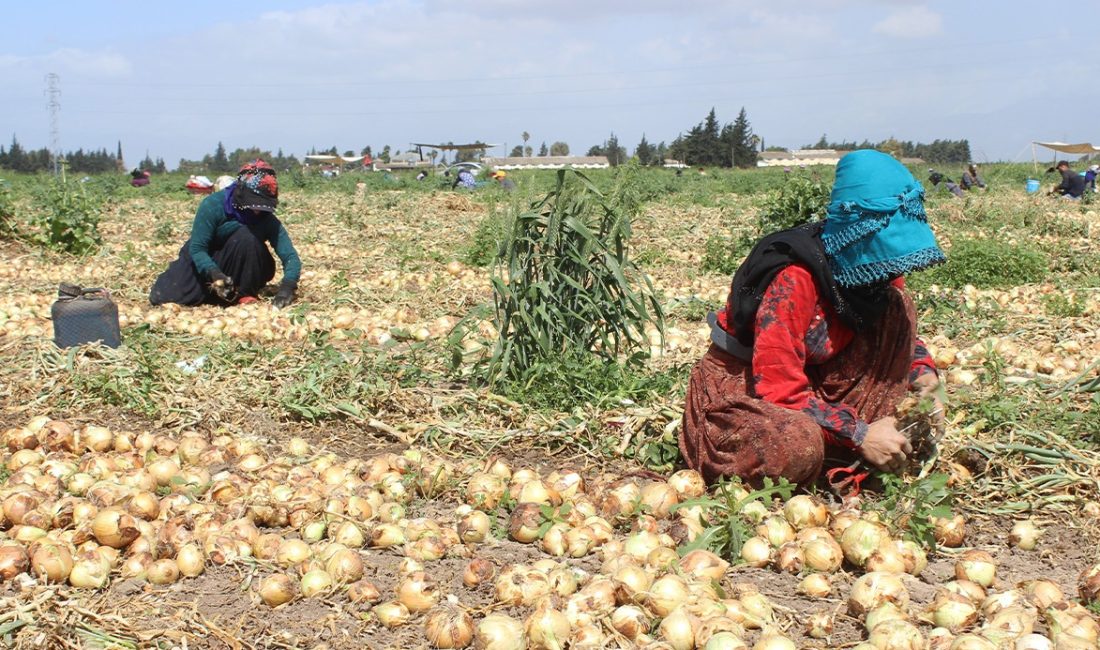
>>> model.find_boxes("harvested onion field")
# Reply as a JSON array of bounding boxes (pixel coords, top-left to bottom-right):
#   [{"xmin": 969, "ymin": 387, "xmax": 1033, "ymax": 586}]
[{"xmin": 1, "ymin": 168, "xmax": 1099, "ymax": 649}]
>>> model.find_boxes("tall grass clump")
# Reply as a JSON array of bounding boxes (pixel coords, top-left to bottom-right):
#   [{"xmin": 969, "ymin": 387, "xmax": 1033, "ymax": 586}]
[
  {"xmin": 756, "ymin": 173, "xmax": 831, "ymax": 233},
  {"xmin": 455, "ymin": 167, "xmax": 665, "ymax": 397},
  {"xmin": 0, "ymin": 182, "xmax": 17, "ymax": 239},
  {"xmin": 32, "ymin": 170, "xmax": 102, "ymax": 254},
  {"xmin": 913, "ymin": 237, "xmax": 1047, "ymax": 289}
]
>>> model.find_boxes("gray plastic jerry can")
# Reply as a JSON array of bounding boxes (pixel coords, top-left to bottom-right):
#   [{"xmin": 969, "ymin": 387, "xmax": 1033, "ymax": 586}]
[{"xmin": 51, "ymin": 284, "xmax": 121, "ymax": 348}]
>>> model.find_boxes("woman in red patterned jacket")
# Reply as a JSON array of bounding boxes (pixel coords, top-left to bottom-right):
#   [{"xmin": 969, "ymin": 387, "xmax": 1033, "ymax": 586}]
[{"xmin": 680, "ymin": 150, "xmax": 946, "ymax": 488}]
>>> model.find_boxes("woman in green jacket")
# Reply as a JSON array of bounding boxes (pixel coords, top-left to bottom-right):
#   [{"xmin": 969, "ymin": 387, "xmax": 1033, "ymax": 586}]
[{"xmin": 150, "ymin": 160, "xmax": 300, "ymax": 308}]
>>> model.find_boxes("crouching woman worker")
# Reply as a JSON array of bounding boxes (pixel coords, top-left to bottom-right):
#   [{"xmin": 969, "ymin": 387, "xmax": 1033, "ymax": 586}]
[
  {"xmin": 680, "ymin": 150, "xmax": 946, "ymax": 489},
  {"xmin": 149, "ymin": 160, "xmax": 300, "ymax": 308}
]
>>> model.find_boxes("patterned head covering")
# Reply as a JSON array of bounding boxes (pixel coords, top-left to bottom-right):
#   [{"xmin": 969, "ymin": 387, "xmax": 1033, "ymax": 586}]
[
  {"xmin": 822, "ymin": 150, "xmax": 945, "ymax": 287},
  {"xmin": 232, "ymin": 159, "xmax": 278, "ymax": 213}
]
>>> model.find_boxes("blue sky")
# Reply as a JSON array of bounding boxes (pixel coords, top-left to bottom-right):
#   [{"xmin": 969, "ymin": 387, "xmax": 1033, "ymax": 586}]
[{"xmin": 2, "ymin": 1, "xmax": 1094, "ymax": 167}]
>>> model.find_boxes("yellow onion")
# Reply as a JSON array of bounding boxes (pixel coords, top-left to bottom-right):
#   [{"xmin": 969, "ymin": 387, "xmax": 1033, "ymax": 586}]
[
  {"xmin": 458, "ymin": 511, "xmax": 491, "ymax": 544},
  {"xmin": 31, "ymin": 541, "xmax": 73, "ymax": 583},
  {"xmin": 740, "ymin": 501, "xmax": 768, "ymax": 524},
  {"xmin": 81, "ymin": 425, "xmax": 114, "ymax": 452},
  {"xmin": 398, "ymin": 571, "xmax": 440, "ymax": 612},
  {"xmin": 496, "ymin": 565, "xmax": 550, "ymax": 607},
  {"xmin": 121, "ymin": 552, "xmax": 152, "ymax": 579},
  {"xmin": 782, "ymin": 495, "xmax": 828, "ymax": 530},
  {"xmin": 623, "ymin": 530, "xmax": 662, "ymax": 562},
  {"xmin": 983, "ymin": 606, "xmax": 1037, "ymax": 645},
  {"xmin": 659, "ymin": 606, "xmax": 699, "ymax": 650},
  {"xmin": 866, "ymin": 543, "xmax": 909, "ymax": 574},
  {"xmin": 774, "ymin": 542, "xmax": 804, "ymax": 574},
  {"xmin": 462, "ymin": 558, "xmax": 496, "ymax": 587},
  {"xmin": 955, "ymin": 550, "xmax": 997, "ymax": 587},
  {"xmin": 424, "ymin": 604, "xmax": 475, "ymax": 649},
  {"xmin": 1078, "ymin": 565, "xmax": 1100, "ymax": 604},
  {"xmin": 374, "ymin": 600, "xmax": 411, "ymax": 628},
  {"xmin": 705, "ymin": 631, "xmax": 748, "ymax": 650},
  {"xmin": 740, "ymin": 536, "xmax": 772, "ymax": 568},
  {"xmin": 301, "ymin": 569, "xmax": 334, "ymax": 598},
  {"xmin": 934, "ymin": 514, "xmax": 966, "ymax": 547},
  {"xmin": 896, "ymin": 540, "xmax": 928, "ymax": 576},
  {"xmin": 147, "ymin": 558, "xmax": 180, "ymax": 585},
  {"xmin": 69, "ymin": 556, "xmax": 111, "ymax": 588},
  {"xmin": 516, "ymin": 480, "xmax": 560, "ymax": 507},
  {"xmin": 508, "ymin": 503, "xmax": 543, "ymax": 544},
  {"xmin": 1012, "ymin": 633, "xmax": 1052, "ymax": 650},
  {"xmin": 91, "ymin": 507, "xmax": 140, "ymax": 549},
  {"xmin": 945, "ymin": 634, "xmax": 995, "ymax": 649},
  {"xmin": 1044, "ymin": 601, "xmax": 1099, "ymax": 645},
  {"xmin": 943, "ymin": 580, "xmax": 987, "ymax": 605},
  {"xmin": 610, "ymin": 605, "xmax": 650, "ymax": 640},
  {"xmin": 176, "ymin": 542, "xmax": 205, "ymax": 577},
  {"xmin": 524, "ymin": 604, "xmax": 571, "ymax": 650},
  {"xmin": 982, "ymin": 590, "xmax": 1026, "ymax": 618},
  {"xmin": 805, "ymin": 611, "xmax": 834, "ymax": 639},
  {"xmin": 927, "ymin": 590, "xmax": 979, "ymax": 632},
  {"xmin": 758, "ymin": 516, "xmax": 795, "ymax": 548},
  {"xmin": 474, "ymin": 614, "xmax": 524, "ymax": 650},
  {"xmin": 326, "ymin": 549, "xmax": 364, "ymax": 583},
  {"xmin": 735, "ymin": 586, "xmax": 774, "ymax": 626},
  {"xmin": 667, "ymin": 469, "xmax": 706, "ymax": 499},
  {"xmin": 646, "ymin": 546, "xmax": 680, "ymax": 572},
  {"xmin": 868, "ymin": 619, "xmax": 925, "ymax": 650},
  {"xmin": 647, "ymin": 574, "xmax": 690, "ymax": 617},
  {"xmin": 798, "ymin": 573, "xmax": 832, "ymax": 598},
  {"xmin": 465, "ymin": 473, "xmax": 506, "ymax": 510},
  {"xmin": 848, "ymin": 572, "xmax": 909, "ymax": 617},
  {"xmin": 679, "ymin": 549, "xmax": 729, "ymax": 581},
  {"xmin": 752, "ymin": 633, "xmax": 796, "ymax": 650},
  {"xmin": 347, "ymin": 578, "xmax": 382, "ymax": 605},
  {"xmin": 1009, "ymin": 521, "xmax": 1041, "ymax": 551},
  {"xmin": 568, "ymin": 624, "xmax": 604, "ymax": 650},
  {"xmin": 564, "ymin": 526, "xmax": 595, "ymax": 558},
  {"xmin": 865, "ymin": 601, "xmax": 908, "ymax": 632},
  {"xmin": 0, "ymin": 542, "xmax": 29, "ymax": 580},
  {"xmin": 547, "ymin": 567, "xmax": 578, "ymax": 597},
  {"xmin": 330, "ymin": 521, "xmax": 365, "ymax": 548},
  {"xmin": 839, "ymin": 519, "xmax": 890, "ymax": 567},
  {"xmin": 370, "ymin": 523, "xmax": 406, "ymax": 548},
  {"xmin": 612, "ymin": 564, "xmax": 652, "ymax": 604},
  {"xmin": 540, "ymin": 523, "xmax": 569, "ymax": 557},
  {"xmin": 803, "ymin": 536, "xmax": 843, "ymax": 573},
  {"xmin": 639, "ymin": 482, "xmax": 679, "ymax": 519},
  {"xmin": 1022, "ymin": 579, "xmax": 1064, "ymax": 609}
]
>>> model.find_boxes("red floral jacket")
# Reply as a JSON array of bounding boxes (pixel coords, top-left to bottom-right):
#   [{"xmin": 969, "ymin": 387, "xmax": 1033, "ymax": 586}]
[{"xmin": 715, "ymin": 264, "xmax": 937, "ymax": 448}]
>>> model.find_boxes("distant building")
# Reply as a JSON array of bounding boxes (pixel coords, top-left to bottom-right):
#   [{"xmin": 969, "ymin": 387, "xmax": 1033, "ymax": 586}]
[
  {"xmin": 482, "ymin": 156, "xmax": 610, "ymax": 170},
  {"xmin": 378, "ymin": 152, "xmax": 433, "ymax": 170},
  {"xmin": 663, "ymin": 159, "xmax": 688, "ymax": 169},
  {"xmin": 756, "ymin": 149, "xmax": 842, "ymax": 168}
]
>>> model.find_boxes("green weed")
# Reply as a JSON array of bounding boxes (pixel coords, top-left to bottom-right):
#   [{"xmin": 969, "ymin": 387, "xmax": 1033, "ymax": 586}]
[
  {"xmin": 916, "ymin": 238, "xmax": 1047, "ymax": 289},
  {"xmin": 872, "ymin": 472, "xmax": 954, "ymax": 549},
  {"xmin": 756, "ymin": 173, "xmax": 830, "ymax": 233},
  {"xmin": 673, "ymin": 477, "xmax": 794, "ymax": 563},
  {"xmin": 32, "ymin": 171, "xmax": 103, "ymax": 254}
]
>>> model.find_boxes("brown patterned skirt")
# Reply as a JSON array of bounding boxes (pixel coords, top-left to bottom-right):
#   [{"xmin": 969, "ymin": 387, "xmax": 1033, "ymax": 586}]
[{"xmin": 679, "ymin": 287, "xmax": 917, "ymax": 487}]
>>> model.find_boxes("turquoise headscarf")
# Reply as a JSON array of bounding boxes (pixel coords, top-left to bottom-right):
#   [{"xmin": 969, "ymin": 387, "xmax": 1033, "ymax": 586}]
[{"xmin": 822, "ymin": 150, "xmax": 945, "ymax": 287}]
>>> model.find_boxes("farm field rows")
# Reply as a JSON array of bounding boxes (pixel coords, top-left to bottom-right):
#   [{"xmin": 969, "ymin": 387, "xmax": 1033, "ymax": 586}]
[{"xmin": 0, "ymin": 167, "xmax": 1099, "ymax": 649}]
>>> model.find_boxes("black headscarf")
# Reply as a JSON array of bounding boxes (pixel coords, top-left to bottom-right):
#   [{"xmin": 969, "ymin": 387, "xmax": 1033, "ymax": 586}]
[{"xmin": 727, "ymin": 222, "xmax": 891, "ymax": 346}]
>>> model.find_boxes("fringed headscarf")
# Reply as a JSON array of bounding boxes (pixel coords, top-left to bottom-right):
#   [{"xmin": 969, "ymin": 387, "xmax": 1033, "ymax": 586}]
[{"xmin": 822, "ymin": 150, "xmax": 945, "ymax": 287}]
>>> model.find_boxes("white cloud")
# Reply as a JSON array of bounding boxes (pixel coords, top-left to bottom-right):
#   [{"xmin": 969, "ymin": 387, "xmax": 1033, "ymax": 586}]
[{"xmin": 872, "ymin": 5, "xmax": 943, "ymax": 39}]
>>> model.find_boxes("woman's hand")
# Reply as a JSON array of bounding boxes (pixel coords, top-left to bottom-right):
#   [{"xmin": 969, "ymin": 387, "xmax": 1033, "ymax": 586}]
[
  {"xmin": 912, "ymin": 373, "xmax": 947, "ymax": 438},
  {"xmin": 859, "ymin": 417, "xmax": 912, "ymax": 474}
]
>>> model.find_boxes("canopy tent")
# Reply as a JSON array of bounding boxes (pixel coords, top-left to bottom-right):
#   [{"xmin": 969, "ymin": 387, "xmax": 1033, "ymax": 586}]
[
  {"xmin": 409, "ymin": 142, "xmax": 499, "ymax": 164},
  {"xmin": 1032, "ymin": 142, "xmax": 1100, "ymax": 173},
  {"xmin": 1033, "ymin": 142, "xmax": 1100, "ymax": 155},
  {"xmin": 303, "ymin": 154, "xmax": 367, "ymax": 165}
]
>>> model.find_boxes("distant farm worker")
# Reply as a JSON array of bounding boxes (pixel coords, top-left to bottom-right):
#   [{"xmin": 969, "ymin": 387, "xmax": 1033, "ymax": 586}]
[
  {"xmin": 1051, "ymin": 160, "xmax": 1086, "ymax": 199},
  {"xmin": 452, "ymin": 168, "xmax": 477, "ymax": 189},
  {"xmin": 928, "ymin": 170, "xmax": 963, "ymax": 197},
  {"xmin": 491, "ymin": 170, "xmax": 515, "ymax": 191},
  {"xmin": 1085, "ymin": 165, "xmax": 1099, "ymax": 193},
  {"xmin": 130, "ymin": 169, "xmax": 151, "ymax": 188},
  {"xmin": 960, "ymin": 163, "xmax": 986, "ymax": 191},
  {"xmin": 680, "ymin": 150, "xmax": 947, "ymax": 488},
  {"xmin": 149, "ymin": 160, "xmax": 300, "ymax": 308}
]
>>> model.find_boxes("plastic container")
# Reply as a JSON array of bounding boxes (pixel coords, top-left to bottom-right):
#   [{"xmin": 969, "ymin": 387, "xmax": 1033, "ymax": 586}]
[
  {"xmin": 1025, "ymin": 179, "xmax": 1040, "ymax": 194},
  {"xmin": 51, "ymin": 284, "xmax": 121, "ymax": 348}
]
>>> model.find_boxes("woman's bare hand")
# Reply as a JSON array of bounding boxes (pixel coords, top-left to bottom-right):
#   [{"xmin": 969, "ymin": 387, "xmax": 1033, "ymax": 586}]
[{"xmin": 859, "ymin": 417, "xmax": 912, "ymax": 474}]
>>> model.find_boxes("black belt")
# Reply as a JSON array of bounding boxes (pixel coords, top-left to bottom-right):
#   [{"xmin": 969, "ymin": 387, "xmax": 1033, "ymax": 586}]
[{"xmin": 707, "ymin": 311, "xmax": 753, "ymax": 362}]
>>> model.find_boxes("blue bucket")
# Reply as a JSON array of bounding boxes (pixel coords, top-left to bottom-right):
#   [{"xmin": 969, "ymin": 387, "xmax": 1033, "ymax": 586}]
[{"xmin": 1026, "ymin": 179, "xmax": 1040, "ymax": 194}]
